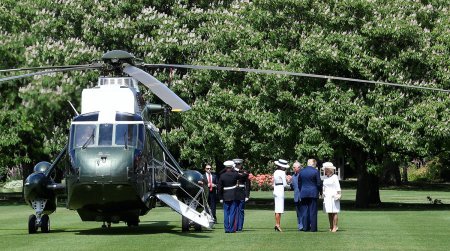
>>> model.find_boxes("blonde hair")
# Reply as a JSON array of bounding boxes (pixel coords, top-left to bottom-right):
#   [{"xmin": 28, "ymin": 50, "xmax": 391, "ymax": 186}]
[{"xmin": 307, "ymin": 159, "xmax": 317, "ymax": 167}]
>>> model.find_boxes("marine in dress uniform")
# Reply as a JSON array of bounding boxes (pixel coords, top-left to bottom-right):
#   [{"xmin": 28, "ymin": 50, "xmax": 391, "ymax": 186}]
[
  {"xmin": 218, "ymin": 161, "xmax": 240, "ymax": 233},
  {"xmin": 233, "ymin": 158, "xmax": 250, "ymax": 232}
]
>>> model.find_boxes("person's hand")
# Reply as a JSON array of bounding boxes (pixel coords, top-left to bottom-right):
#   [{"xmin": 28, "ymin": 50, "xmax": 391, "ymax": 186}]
[
  {"xmin": 245, "ymin": 197, "xmax": 249, "ymax": 202},
  {"xmin": 220, "ymin": 200, "xmax": 223, "ymax": 203}
]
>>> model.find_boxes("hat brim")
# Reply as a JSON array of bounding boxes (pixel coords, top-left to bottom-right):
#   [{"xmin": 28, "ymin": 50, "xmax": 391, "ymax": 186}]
[
  {"xmin": 275, "ymin": 161, "xmax": 289, "ymax": 168},
  {"xmin": 321, "ymin": 166, "xmax": 336, "ymax": 170}
]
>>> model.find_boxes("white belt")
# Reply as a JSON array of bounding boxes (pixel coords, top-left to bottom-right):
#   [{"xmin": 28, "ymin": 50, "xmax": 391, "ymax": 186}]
[
  {"xmin": 238, "ymin": 184, "xmax": 245, "ymax": 188},
  {"xmin": 223, "ymin": 185, "xmax": 237, "ymax": 190}
]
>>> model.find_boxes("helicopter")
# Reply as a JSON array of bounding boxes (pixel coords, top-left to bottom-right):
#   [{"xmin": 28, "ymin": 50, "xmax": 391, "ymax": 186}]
[
  {"xmin": 0, "ymin": 50, "xmax": 215, "ymax": 234},
  {"xmin": 0, "ymin": 50, "xmax": 448, "ymax": 235}
]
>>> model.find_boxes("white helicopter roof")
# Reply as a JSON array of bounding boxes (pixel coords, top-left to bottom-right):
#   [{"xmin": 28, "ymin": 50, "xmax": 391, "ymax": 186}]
[{"xmin": 81, "ymin": 77, "xmax": 141, "ymax": 123}]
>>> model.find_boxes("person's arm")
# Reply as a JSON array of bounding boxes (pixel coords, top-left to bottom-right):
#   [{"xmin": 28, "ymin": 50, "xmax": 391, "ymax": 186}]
[
  {"xmin": 245, "ymin": 175, "xmax": 251, "ymax": 200},
  {"xmin": 316, "ymin": 170, "xmax": 323, "ymax": 196}
]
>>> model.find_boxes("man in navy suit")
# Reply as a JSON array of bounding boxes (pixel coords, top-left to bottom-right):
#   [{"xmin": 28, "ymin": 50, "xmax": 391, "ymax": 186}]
[
  {"xmin": 203, "ymin": 164, "xmax": 218, "ymax": 222},
  {"xmin": 290, "ymin": 161, "xmax": 303, "ymax": 231},
  {"xmin": 298, "ymin": 159, "xmax": 322, "ymax": 232}
]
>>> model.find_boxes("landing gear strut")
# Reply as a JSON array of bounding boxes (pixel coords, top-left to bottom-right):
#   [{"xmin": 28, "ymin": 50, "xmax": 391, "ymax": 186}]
[{"xmin": 28, "ymin": 200, "xmax": 51, "ymax": 234}]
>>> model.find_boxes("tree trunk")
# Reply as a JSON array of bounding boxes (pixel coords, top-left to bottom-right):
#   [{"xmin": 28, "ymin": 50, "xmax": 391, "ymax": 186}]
[{"xmin": 353, "ymin": 150, "xmax": 381, "ymax": 208}]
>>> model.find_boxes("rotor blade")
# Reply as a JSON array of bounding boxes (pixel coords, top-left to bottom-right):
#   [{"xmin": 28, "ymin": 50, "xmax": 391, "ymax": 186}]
[
  {"xmin": 0, "ymin": 64, "xmax": 92, "ymax": 73},
  {"xmin": 143, "ymin": 64, "xmax": 450, "ymax": 93},
  {"xmin": 123, "ymin": 65, "xmax": 191, "ymax": 112},
  {"xmin": 0, "ymin": 65, "xmax": 101, "ymax": 83}
]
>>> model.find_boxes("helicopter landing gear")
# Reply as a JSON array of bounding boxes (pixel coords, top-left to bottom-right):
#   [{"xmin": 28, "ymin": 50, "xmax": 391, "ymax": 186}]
[
  {"xmin": 28, "ymin": 215, "xmax": 37, "ymax": 234},
  {"xmin": 126, "ymin": 220, "xmax": 139, "ymax": 227},
  {"xmin": 181, "ymin": 216, "xmax": 202, "ymax": 232},
  {"xmin": 101, "ymin": 221, "xmax": 112, "ymax": 228},
  {"xmin": 28, "ymin": 199, "xmax": 50, "ymax": 234}
]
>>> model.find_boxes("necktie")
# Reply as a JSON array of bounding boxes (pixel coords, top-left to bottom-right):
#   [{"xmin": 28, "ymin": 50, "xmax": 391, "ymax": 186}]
[{"xmin": 208, "ymin": 173, "xmax": 212, "ymax": 192}]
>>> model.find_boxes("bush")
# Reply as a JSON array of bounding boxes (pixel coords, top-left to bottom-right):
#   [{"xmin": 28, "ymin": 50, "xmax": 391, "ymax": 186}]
[
  {"xmin": 248, "ymin": 173, "xmax": 292, "ymax": 191},
  {"xmin": 407, "ymin": 160, "xmax": 442, "ymax": 182}
]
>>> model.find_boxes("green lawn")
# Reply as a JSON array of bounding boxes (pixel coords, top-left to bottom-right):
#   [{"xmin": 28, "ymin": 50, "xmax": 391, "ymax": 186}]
[{"xmin": 1, "ymin": 187, "xmax": 450, "ymax": 251}]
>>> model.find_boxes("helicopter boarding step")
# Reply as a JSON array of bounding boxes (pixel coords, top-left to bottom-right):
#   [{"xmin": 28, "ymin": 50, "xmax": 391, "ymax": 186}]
[{"xmin": 156, "ymin": 193, "xmax": 214, "ymax": 229}]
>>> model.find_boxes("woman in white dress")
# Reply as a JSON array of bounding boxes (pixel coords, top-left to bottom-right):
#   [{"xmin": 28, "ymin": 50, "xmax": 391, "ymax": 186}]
[
  {"xmin": 322, "ymin": 162, "xmax": 341, "ymax": 232},
  {"xmin": 273, "ymin": 159, "xmax": 289, "ymax": 232}
]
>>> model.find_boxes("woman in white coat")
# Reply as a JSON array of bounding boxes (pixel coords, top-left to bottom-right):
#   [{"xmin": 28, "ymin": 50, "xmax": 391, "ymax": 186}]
[
  {"xmin": 322, "ymin": 162, "xmax": 341, "ymax": 232},
  {"xmin": 273, "ymin": 159, "xmax": 289, "ymax": 232}
]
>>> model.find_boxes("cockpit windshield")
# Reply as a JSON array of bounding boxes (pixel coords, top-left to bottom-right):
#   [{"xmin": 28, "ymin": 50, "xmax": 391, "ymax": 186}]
[
  {"xmin": 71, "ymin": 123, "xmax": 143, "ymax": 149},
  {"xmin": 115, "ymin": 124, "xmax": 137, "ymax": 147},
  {"xmin": 74, "ymin": 124, "xmax": 96, "ymax": 148}
]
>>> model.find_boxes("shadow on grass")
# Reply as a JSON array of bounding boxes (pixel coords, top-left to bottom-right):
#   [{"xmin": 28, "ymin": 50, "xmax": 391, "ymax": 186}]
[
  {"xmin": 243, "ymin": 198, "xmax": 450, "ymax": 211},
  {"xmin": 70, "ymin": 221, "xmax": 211, "ymax": 237}
]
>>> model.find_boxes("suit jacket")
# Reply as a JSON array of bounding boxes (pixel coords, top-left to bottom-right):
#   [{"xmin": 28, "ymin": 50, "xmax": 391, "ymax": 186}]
[
  {"xmin": 203, "ymin": 172, "xmax": 218, "ymax": 193},
  {"xmin": 298, "ymin": 166, "xmax": 322, "ymax": 199},
  {"xmin": 291, "ymin": 172, "xmax": 301, "ymax": 202}
]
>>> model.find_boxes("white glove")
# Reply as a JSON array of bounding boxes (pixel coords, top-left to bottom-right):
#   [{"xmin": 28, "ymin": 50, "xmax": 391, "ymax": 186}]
[
  {"xmin": 220, "ymin": 200, "xmax": 223, "ymax": 203},
  {"xmin": 245, "ymin": 197, "xmax": 249, "ymax": 202},
  {"xmin": 334, "ymin": 193, "xmax": 341, "ymax": 200}
]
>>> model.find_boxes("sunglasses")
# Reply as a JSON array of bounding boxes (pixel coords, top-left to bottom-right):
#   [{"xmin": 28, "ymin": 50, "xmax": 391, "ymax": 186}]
[{"xmin": 206, "ymin": 168, "xmax": 211, "ymax": 170}]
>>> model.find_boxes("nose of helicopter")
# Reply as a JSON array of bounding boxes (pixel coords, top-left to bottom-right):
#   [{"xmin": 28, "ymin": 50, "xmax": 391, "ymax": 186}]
[{"xmin": 75, "ymin": 147, "xmax": 134, "ymax": 184}]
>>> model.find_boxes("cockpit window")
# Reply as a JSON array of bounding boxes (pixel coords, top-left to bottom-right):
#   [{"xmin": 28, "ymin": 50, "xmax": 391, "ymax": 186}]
[
  {"xmin": 99, "ymin": 124, "xmax": 113, "ymax": 145},
  {"xmin": 115, "ymin": 124, "xmax": 137, "ymax": 147},
  {"xmin": 74, "ymin": 124, "xmax": 96, "ymax": 148}
]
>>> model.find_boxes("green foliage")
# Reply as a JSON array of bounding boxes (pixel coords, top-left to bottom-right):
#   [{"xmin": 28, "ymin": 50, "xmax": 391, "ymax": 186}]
[
  {"xmin": 408, "ymin": 157, "xmax": 446, "ymax": 182},
  {"xmin": 0, "ymin": 0, "xmax": 449, "ymax": 180}
]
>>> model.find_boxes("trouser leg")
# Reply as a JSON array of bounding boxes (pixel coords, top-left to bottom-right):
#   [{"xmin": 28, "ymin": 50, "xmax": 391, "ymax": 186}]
[
  {"xmin": 300, "ymin": 199, "xmax": 310, "ymax": 231},
  {"xmin": 310, "ymin": 198, "xmax": 318, "ymax": 232},
  {"xmin": 295, "ymin": 201, "xmax": 303, "ymax": 230}
]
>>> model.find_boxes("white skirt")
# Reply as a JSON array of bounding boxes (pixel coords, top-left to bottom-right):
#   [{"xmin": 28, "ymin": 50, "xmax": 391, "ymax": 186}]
[
  {"xmin": 274, "ymin": 193, "xmax": 285, "ymax": 213},
  {"xmin": 323, "ymin": 195, "xmax": 340, "ymax": 213}
]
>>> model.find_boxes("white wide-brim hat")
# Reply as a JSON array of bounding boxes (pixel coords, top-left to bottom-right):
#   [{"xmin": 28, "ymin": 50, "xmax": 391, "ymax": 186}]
[
  {"xmin": 322, "ymin": 162, "xmax": 336, "ymax": 170},
  {"xmin": 275, "ymin": 159, "xmax": 289, "ymax": 168}
]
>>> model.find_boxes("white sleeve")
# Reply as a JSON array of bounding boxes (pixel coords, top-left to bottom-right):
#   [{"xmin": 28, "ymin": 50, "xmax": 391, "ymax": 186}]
[
  {"xmin": 334, "ymin": 175, "xmax": 341, "ymax": 192},
  {"xmin": 282, "ymin": 172, "xmax": 287, "ymax": 186}
]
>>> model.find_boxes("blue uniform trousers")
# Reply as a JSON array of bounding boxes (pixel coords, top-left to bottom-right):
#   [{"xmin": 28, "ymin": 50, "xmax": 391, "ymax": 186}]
[
  {"xmin": 223, "ymin": 200, "xmax": 237, "ymax": 233},
  {"xmin": 299, "ymin": 197, "xmax": 318, "ymax": 232},
  {"xmin": 234, "ymin": 200, "xmax": 245, "ymax": 231},
  {"xmin": 294, "ymin": 201, "xmax": 303, "ymax": 230}
]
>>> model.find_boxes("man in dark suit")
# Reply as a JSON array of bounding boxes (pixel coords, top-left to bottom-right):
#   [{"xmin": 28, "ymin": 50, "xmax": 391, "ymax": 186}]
[
  {"xmin": 233, "ymin": 158, "xmax": 250, "ymax": 232},
  {"xmin": 203, "ymin": 164, "xmax": 217, "ymax": 222},
  {"xmin": 218, "ymin": 160, "xmax": 240, "ymax": 233},
  {"xmin": 298, "ymin": 159, "xmax": 322, "ymax": 232},
  {"xmin": 290, "ymin": 161, "xmax": 303, "ymax": 231}
]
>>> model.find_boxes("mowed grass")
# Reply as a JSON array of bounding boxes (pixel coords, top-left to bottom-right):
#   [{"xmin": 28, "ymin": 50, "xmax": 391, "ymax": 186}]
[{"xmin": 1, "ymin": 186, "xmax": 450, "ymax": 251}]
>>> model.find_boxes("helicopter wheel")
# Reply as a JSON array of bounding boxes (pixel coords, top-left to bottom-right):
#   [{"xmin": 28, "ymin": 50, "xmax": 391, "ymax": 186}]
[
  {"xmin": 28, "ymin": 215, "xmax": 37, "ymax": 234},
  {"xmin": 194, "ymin": 223, "xmax": 202, "ymax": 232},
  {"xmin": 41, "ymin": 214, "xmax": 50, "ymax": 233},
  {"xmin": 181, "ymin": 216, "xmax": 189, "ymax": 232},
  {"xmin": 127, "ymin": 221, "xmax": 139, "ymax": 227}
]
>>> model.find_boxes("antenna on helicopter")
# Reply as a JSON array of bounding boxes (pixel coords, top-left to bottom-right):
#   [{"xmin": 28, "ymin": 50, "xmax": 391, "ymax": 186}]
[{"xmin": 67, "ymin": 100, "xmax": 79, "ymax": 116}]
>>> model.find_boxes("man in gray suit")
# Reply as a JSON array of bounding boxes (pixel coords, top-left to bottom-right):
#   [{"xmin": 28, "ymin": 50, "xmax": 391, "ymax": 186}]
[
  {"xmin": 298, "ymin": 159, "xmax": 322, "ymax": 232},
  {"xmin": 290, "ymin": 161, "xmax": 303, "ymax": 231}
]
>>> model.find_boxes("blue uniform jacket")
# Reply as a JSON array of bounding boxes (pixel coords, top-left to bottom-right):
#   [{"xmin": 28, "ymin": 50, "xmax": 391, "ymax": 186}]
[{"xmin": 298, "ymin": 166, "xmax": 322, "ymax": 199}]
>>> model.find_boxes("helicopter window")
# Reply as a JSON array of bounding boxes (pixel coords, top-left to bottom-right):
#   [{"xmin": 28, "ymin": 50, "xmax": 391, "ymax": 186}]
[
  {"xmin": 115, "ymin": 124, "xmax": 137, "ymax": 147},
  {"xmin": 73, "ymin": 112, "xmax": 99, "ymax": 122},
  {"xmin": 74, "ymin": 124, "xmax": 96, "ymax": 148},
  {"xmin": 98, "ymin": 124, "xmax": 113, "ymax": 145},
  {"xmin": 115, "ymin": 112, "xmax": 142, "ymax": 121},
  {"xmin": 138, "ymin": 124, "xmax": 144, "ymax": 149}
]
